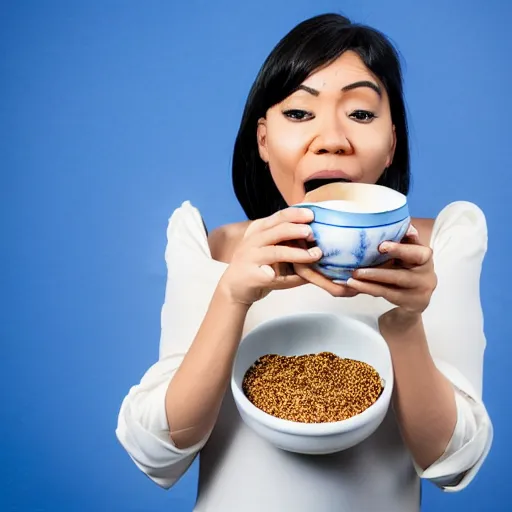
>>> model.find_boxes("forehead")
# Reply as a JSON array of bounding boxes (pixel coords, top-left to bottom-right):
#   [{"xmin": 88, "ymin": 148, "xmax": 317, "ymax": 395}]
[{"xmin": 302, "ymin": 51, "xmax": 380, "ymax": 90}]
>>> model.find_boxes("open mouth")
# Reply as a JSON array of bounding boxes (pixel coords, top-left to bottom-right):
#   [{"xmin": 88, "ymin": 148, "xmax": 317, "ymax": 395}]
[{"xmin": 303, "ymin": 177, "xmax": 352, "ymax": 194}]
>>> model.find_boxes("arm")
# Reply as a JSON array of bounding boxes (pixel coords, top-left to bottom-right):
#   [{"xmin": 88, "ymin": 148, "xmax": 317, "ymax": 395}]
[
  {"xmin": 347, "ymin": 201, "xmax": 493, "ymax": 490},
  {"xmin": 414, "ymin": 201, "xmax": 493, "ymax": 490},
  {"xmin": 115, "ymin": 265, "xmax": 250, "ymax": 489},
  {"xmin": 115, "ymin": 204, "xmax": 229, "ymax": 489},
  {"xmin": 379, "ymin": 310, "xmax": 457, "ymax": 470},
  {"xmin": 165, "ymin": 284, "xmax": 249, "ymax": 448},
  {"xmin": 163, "ymin": 221, "xmax": 250, "ymax": 448}
]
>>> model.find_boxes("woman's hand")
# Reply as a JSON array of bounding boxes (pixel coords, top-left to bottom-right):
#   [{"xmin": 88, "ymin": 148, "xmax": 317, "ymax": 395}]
[
  {"xmin": 345, "ymin": 225, "xmax": 437, "ymax": 315},
  {"xmin": 219, "ymin": 207, "xmax": 323, "ymax": 306}
]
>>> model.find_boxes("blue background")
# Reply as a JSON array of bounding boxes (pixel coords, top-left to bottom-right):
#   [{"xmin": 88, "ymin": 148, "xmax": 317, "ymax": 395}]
[{"xmin": 1, "ymin": 1, "xmax": 509, "ymax": 510}]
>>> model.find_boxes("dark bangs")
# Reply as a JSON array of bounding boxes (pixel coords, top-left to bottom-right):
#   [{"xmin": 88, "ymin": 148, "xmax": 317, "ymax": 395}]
[{"xmin": 232, "ymin": 13, "xmax": 410, "ymax": 220}]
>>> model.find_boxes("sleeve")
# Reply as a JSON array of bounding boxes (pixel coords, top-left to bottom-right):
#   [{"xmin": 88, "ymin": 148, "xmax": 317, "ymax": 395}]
[
  {"xmin": 115, "ymin": 201, "xmax": 220, "ymax": 489},
  {"xmin": 414, "ymin": 201, "xmax": 493, "ymax": 491}
]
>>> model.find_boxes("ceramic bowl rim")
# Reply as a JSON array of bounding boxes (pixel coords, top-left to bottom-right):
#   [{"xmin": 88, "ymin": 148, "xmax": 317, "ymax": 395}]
[
  {"xmin": 298, "ymin": 202, "xmax": 408, "ymax": 216},
  {"xmin": 299, "ymin": 182, "xmax": 408, "ymax": 215}
]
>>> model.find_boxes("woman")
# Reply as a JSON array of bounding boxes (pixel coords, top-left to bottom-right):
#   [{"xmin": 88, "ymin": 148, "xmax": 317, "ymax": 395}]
[{"xmin": 116, "ymin": 13, "xmax": 492, "ymax": 511}]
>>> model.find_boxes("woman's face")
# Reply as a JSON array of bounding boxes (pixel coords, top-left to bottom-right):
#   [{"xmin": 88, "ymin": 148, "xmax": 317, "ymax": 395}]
[{"xmin": 257, "ymin": 51, "xmax": 397, "ymax": 206}]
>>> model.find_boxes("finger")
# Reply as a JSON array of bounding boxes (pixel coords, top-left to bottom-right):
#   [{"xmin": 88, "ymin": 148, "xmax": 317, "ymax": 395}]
[
  {"xmin": 257, "ymin": 245, "xmax": 323, "ymax": 265},
  {"xmin": 252, "ymin": 222, "xmax": 315, "ymax": 247},
  {"xmin": 345, "ymin": 278, "xmax": 402, "ymax": 304},
  {"xmin": 294, "ymin": 263, "xmax": 360, "ymax": 298},
  {"xmin": 259, "ymin": 207, "xmax": 314, "ymax": 231},
  {"xmin": 258, "ymin": 264, "xmax": 307, "ymax": 290},
  {"xmin": 371, "ymin": 258, "xmax": 396, "ymax": 270},
  {"xmin": 403, "ymin": 223, "xmax": 420, "ymax": 244},
  {"xmin": 352, "ymin": 267, "xmax": 419, "ymax": 289},
  {"xmin": 272, "ymin": 273, "xmax": 308, "ymax": 290},
  {"xmin": 379, "ymin": 241, "xmax": 432, "ymax": 267}
]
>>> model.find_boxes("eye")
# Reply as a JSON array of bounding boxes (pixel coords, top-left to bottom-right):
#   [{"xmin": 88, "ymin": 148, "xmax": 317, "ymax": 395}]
[
  {"xmin": 282, "ymin": 109, "xmax": 314, "ymax": 121},
  {"xmin": 349, "ymin": 110, "xmax": 377, "ymax": 123}
]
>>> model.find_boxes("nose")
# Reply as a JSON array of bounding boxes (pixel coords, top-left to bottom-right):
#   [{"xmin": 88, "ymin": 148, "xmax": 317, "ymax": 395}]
[{"xmin": 309, "ymin": 117, "xmax": 353, "ymax": 155}]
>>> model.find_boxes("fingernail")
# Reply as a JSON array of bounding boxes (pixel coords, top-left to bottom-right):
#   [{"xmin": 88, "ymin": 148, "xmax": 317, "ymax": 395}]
[
  {"xmin": 260, "ymin": 264, "xmax": 276, "ymax": 277},
  {"xmin": 302, "ymin": 226, "xmax": 313, "ymax": 237},
  {"xmin": 407, "ymin": 224, "xmax": 419, "ymax": 236},
  {"xmin": 302, "ymin": 208, "xmax": 314, "ymax": 219},
  {"xmin": 308, "ymin": 247, "xmax": 322, "ymax": 257},
  {"xmin": 380, "ymin": 242, "xmax": 391, "ymax": 253}
]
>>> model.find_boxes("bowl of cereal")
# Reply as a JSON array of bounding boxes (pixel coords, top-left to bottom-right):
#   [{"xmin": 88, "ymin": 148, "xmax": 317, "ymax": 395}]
[
  {"xmin": 231, "ymin": 312, "xmax": 393, "ymax": 455},
  {"xmin": 294, "ymin": 182, "xmax": 410, "ymax": 283}
]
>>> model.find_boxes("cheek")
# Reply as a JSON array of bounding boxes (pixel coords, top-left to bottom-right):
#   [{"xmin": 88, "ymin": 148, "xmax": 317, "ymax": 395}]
[
  {"xmin": 266, "ymin": 124, "xmax": 306, "ymax": 167},
  {"xmin": 356, "ymin": 128, "xmax": 394, "ymax": 180},
  {"xmin": 266, "ymin": 123, "xmax": 307, "ymax": 203}
]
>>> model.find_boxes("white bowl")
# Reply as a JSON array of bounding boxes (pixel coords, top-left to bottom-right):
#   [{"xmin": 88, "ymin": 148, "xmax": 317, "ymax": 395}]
[{"xmin": 231, "ymin": 312, "xmax": 393, "ymax": 455}]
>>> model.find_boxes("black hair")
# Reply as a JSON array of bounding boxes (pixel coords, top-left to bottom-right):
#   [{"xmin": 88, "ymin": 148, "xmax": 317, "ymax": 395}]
[{"xmin": 232, "ymin": 13, "xmax": 410, "ymax": 220}]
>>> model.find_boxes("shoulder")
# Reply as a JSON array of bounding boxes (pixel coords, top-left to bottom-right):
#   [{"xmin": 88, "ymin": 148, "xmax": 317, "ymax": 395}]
[
  {"xmin": 208, "ymin": 220, "xmax": 251, "ymax": 263},
  {"xmin": 432, "ymin": 201, "xmax": 487, "ymax": 243},
  {"xmin": 418, "ymin": 201, "xmax": 488, "ymax": 253},
  {"xmin": 413, "ymin": 201, "xmax": 487, "ymax": 248}
]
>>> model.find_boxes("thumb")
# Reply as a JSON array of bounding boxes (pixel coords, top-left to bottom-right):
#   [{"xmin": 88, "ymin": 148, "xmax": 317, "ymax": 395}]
[
  {"xmin": 273, "ymin": 274, "xmax": 307, "ymax": 290},
  {"xmin": 260, "ymin": 264, "xmax": 276, "ymax": 278}
]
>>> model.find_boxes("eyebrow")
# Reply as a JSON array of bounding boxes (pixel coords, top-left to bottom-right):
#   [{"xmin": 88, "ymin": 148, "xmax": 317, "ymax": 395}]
[{"xmin": 296, "ymin": 80, "xmax": 382, "ymax": 97}]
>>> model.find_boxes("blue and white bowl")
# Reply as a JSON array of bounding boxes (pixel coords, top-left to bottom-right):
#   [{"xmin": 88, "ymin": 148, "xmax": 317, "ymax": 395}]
[{"xmin": 295, "ymin": 183, "xmax": 410, "ymax": 283}]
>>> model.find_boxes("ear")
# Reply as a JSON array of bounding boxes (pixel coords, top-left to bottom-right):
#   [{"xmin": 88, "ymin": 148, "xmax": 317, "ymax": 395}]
[
  {"xmin": 385, "ymin": 125, "xmax": 397, "ymax": 168},
  {"xmin": 257, "ymin": 118, "xmax": 269, "ymax": 162}
]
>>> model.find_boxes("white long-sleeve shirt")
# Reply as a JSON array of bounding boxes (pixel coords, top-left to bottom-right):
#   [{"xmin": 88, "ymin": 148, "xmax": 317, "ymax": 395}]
[{"xmin": 116, "ymin": 200, "xmax": 493, "ymax": 512}]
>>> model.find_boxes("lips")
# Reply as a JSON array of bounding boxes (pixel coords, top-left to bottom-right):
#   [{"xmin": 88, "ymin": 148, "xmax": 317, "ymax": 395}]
[{"xmin": 303, "ymin": 171, "xmax": 352, "ymax": 194}]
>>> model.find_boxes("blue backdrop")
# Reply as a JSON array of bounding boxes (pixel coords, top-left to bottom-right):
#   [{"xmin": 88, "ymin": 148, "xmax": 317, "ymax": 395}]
[{"xmin": 2, "ymin": 1, "xmax": 509, "ymax": 511}]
